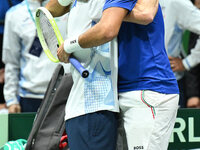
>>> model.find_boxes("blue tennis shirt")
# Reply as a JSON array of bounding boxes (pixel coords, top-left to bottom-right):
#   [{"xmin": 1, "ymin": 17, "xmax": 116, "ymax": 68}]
[{"xmin": 104, "ymin": 0, "xmax": 179, "ymax": 94}]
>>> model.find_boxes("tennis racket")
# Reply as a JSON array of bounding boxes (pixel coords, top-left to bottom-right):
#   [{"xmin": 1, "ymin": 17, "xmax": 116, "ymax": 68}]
[{"xmin": 35, "ymin": 7, "xmax": 89, "ymax": 78}]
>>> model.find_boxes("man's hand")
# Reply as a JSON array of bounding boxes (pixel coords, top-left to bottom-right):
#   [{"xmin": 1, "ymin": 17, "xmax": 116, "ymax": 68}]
[
  {"xmin": 124, "ymin": 0, "xmax": 158, "ymax": 25},
  {"xmin": 8, "ymin": 104, "xmax": 21, "ymax": 113},
  {"xmin": 57, "ymin": 42, "xmax": 71, "ymax": 63},
  {"xmin": 187, "ymin": 97, "xmax": 200, "ymax": 108},
  {"xmin": 0, "ymin": 103, "xmax": 6, "ymax": 109},
  {"xmin": 0, "ymin": 68, "xmax": 5, "ymax": 83},
  {"xmin": 169, "ymin": 56, "xmax": 186, "ymax": 72}
]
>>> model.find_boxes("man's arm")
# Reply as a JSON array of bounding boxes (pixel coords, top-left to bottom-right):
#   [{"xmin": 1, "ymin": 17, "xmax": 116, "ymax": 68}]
[
  {"xmin": 124, "ymin": 0, "xmax": 159, "ymax": 25},
  {"xmin": 58, "ymin": 0, "xmax": 157, "ymax": 62},
  {"xmin": 79, "ymin": 7, "xmax": 128, "ymax": 48},
  {"xmin": 3, "ymin": 12, "xmax": 21, "ymax": 113},
  {"xmin": 72, "ymin": 0, "xmax": 158, "ymax": 48},
  {"xmin": 168, "ymin": 0, "xmax": 200, "ymax": 71},
  {"xmin": 182, "ymin": 38, "xmax": 200, "ymax": 70},
  {"xmin": 57, "ymin": 7, "xmax": 128, "ymax": 62},
  {"xmin": 45, "ymin": 0, "xmax": 71, "ymax": 17},
  {"xmin": 169, "ymin": 38, "xmax": 200, "ymax": 72}
]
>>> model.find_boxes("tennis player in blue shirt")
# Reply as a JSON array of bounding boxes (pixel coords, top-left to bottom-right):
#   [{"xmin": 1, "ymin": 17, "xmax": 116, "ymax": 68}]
[{"xmin": 102, "ymin": 1, "xmax": 179, "ymax": 150}]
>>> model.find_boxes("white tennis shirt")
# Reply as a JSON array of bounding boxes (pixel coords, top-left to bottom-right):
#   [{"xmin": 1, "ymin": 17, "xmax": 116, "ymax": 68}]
[{"xmin": 64, "ymin": 0, "xmax": 119, "ymax": 121}]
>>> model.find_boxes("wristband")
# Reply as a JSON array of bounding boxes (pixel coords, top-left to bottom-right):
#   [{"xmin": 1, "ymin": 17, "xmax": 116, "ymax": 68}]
[
  {"xmin": 182, "ymin": 58, "xmax": 191, "ymax": 71},
  {"xmin": 64, "ymin": 36, "xmax": 83, "ymax": 53},
  {"xmin": 6, "ymin": 98, "xmax": 19, "ymax": 107},
  {"xmin": 58, "ymin": 0, "xmax": 73, "ymax": 6}
]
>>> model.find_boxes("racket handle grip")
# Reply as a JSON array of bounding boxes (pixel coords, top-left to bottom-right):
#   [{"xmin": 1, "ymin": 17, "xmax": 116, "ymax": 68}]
[{"xmin": 69, "ymin": 57, "xmax": 89, "ymax": 78}]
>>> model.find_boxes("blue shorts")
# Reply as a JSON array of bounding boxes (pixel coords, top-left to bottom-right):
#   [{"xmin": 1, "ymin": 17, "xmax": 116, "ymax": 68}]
[
  {"xmin": 19, "ymin": 97, "xmax": 42, "ymax": 112},
  {"xmin": 65, "ymin": 111, "xmax": 118, "ymax": 150}
]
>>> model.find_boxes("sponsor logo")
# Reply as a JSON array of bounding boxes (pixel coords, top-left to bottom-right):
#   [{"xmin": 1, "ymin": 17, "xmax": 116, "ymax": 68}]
[
  {"xmin": 70, "ymin": 40, "xmax": 77, "ymax": 44},
  {"xmin": 134, "ymin": 146, "xmax": 144, "ymax": 150}
]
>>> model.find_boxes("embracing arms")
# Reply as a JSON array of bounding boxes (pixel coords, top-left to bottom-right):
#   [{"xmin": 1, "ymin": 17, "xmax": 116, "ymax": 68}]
[
  {"xmin": 45, "ymin": 0, "xmax": 159, "ymax": 62},
  {"xmin": 78, "ymin": 0, "xmax": 159, "ymax": 49}
]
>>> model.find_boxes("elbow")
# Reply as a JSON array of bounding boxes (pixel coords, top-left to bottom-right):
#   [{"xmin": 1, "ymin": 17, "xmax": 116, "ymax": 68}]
[
  {"xmin": 104, "ymin": 30, "xmax": 118, "ymax": 42},
  {"xmin": 101, "ymin": 25, "xmax": 119, "ymax": 42},
  {"xmin": 142, "ymin": 4, "xmax": 158, "ymax": 25},
  {"xmin": 141, "ymin": 13, "xmax": 155, "ymax": 25}
]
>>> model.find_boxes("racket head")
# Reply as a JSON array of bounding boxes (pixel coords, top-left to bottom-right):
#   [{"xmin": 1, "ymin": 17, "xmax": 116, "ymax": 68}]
[{"xmin": 35, "ymin": 7, "xmax": 64, "ymax": 63}]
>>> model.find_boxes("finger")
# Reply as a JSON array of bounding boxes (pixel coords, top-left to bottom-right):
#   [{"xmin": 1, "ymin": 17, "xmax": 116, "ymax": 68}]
[
  {"xmin": 57, "ymin": 54, "xmax": 63, "ymax": 62},
  {"xmin": 57, "ymin": 50, "xmax": 63, "ymax": 61},
  {"xmin": 170, "ymin": 63, "xmax": 176, "ymax": 71},
  {"xmin": 172, "ymin": 65, "xmax": 179, "ymax": 72},
  {"xmin": 169, "ymin": 59, "xmax": 175, "ymax": 65},
  {"xmin": 8, "ymin": 109, "xmax": 14, "ymax": 113},
  {"xmin": 168, "ymin": 56, "xmax": 174, "ymax": 60},
  {"xmin": 172, "ymin": 59, "xmax": 178, "ymax": 64},
  {"xmin": 169, "ymin": 58, "xmax": 176, "ymax": 63},
  {"xmin": 58, "ymin": 54, "xmax": 64, "ymax": 62},
  {"xmin": 14, "ymin": 107, "xmax": 19, "ymax": 113},
  {"xmin": 170, "ymin": 64, "xmax": 174, "ymax": 69},
  {"xmin": 57, "ymin": 47, "xmax": 61, "ymax": 55},
  {"xmin": 15, "ymin": 108, "xmax": 19, "ymax": 113},
  {"xmin": 17, "ymin": 106, "xmax": 21, "ymax": 113},
  {"xmin": 9, "ymin": 108, "xmax": 16, "ymax": 113}
]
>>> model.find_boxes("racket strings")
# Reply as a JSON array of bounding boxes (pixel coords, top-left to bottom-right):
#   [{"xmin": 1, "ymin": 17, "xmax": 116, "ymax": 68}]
[{"xmin": 39, "ymin": 12, "xmax": 58, "ymax": 59}]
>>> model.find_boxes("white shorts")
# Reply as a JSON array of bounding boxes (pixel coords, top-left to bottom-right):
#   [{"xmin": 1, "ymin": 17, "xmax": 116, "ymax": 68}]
[{"xmin": 117, "ymin": 90, "xmax": 179, "ymax": 150}]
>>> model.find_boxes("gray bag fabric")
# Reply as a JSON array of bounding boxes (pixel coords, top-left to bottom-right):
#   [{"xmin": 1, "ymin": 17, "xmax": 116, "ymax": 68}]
[{"xmin": 25, "ymin": 64, "xmax": 73, "ymax": 150}]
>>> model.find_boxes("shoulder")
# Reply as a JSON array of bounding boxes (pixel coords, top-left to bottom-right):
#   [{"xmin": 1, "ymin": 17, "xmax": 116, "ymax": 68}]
[
  {"xmin": 88, "ymin": 0, "xmax": 105, "ymax": 20},
  {"xmin": 7, "ymin": 1, "xmax": 26, "ymax": 16},
  {"xmin": 170, "ymin": 0, "xmax": 193, "ymax": 9},
  {"xmin": 5, "ymin": 1, "xmax": 28, "ymax": 24},
  {"xmin": 103, "ymin": 0, "xmax": 137, "ymax": 11}
]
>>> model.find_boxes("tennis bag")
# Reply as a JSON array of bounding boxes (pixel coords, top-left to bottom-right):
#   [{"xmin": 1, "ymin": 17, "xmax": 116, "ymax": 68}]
[{"xmin": 25, "ymin": 64, "xmax": 73, "ymax": 150}]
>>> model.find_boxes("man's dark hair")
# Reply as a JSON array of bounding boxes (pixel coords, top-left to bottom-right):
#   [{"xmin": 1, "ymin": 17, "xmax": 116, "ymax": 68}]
[{"xmin": 191, "ymin": 0, "xmax": 195, "ymax": 4}]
